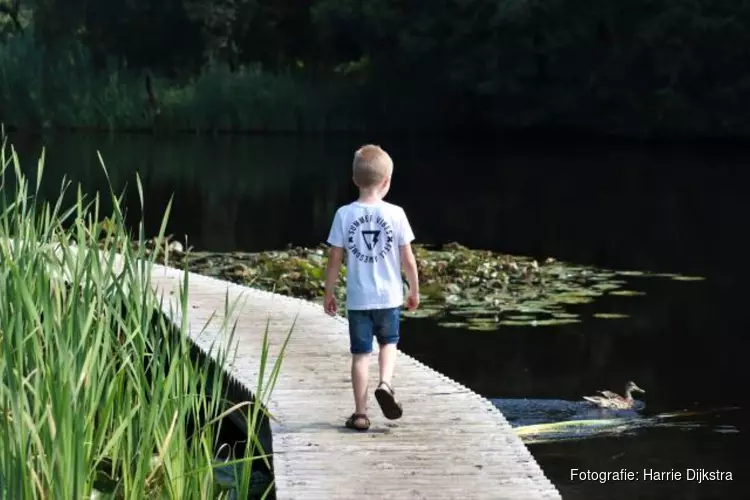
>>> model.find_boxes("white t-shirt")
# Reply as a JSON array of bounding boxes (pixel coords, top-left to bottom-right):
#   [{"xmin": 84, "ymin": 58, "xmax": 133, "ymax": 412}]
[{"xmin": 327, "ymin": 200, "xmax": 415, "ymax": 310}]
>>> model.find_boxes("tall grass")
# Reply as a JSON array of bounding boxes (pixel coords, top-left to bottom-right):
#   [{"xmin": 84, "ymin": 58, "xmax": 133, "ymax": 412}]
[
  {"xmin": 0, "ymin": 32, "xmax": 364, "ymax": 134},
  {"xmin": 0, "ymin": 134, "xmax": 289, "ymax": 498}
]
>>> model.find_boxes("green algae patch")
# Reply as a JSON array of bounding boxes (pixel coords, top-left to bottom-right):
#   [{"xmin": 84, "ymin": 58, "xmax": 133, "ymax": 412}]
[{"xmin": 133, "ymin": 238, "xmax": 702, "ymax": 331}]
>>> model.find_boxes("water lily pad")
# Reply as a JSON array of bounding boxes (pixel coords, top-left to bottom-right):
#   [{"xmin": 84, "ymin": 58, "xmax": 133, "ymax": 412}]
[
  {"xmin": 553, "ymin": 293, "xmax": 597, "ymax": 305},
  {"xmin": 515, "ymin": 308, "xmax": 554, "ymax": 317},
  {"xmin": 498, "ymin": 320, "xmax": 533, "ymax": 326},
  {"xmin": 589, "ymin": 272, "xmax": 618, "ymax": 280},
  {"xmin": 467, "ymin": 322, "xmax": 500, "ymax": 331},
  {"xmin": 506, "ymin": 315, "xmax": 538, "ymax": 321},
  {"xmin": 616, "ymin": 270, "xmax": 647, "ymax": 277},
  {"xmin": 551, "ymin": 312, "xmax": 580, "ymax": 320},
  {"xmin": 451, "ymin": 306, "xmax": 501, "ymax": 317},
  {"xmin": 592, "ymin": 282, "xmax": 621, "ymax": 291},
  {"xmin": 609, "ymin": 290, "xmax": 646, "ymax": 296},
  {"xmin": 651, "ymin": 273, "xmax": 705, "ymax": 281},
  {"xmin": 437, "ymin": 321, "xmax": 468, "ymax": 329},
  {"xmin": 670, "ymin": 275, "xmax": 706, "ymax": 282},
  {"xmin": 713, "ymin": 426, "xmax": 740, "ymax": 434},
  {"xmin": 531, "ymin": 318, "xmax": 582, "ymax": 326},
  {"xmin": 467, "ymin": 316, "xmax": 498, "ymax": 324},
  {"xmin": 593, "ymin": 313, "xmax": 629, "ymax": 319},
  {"xmin": 402, "ymin": 308, "xmax": 442, "ymax": 319},
  {"xmin": 420, "ymin": 282, "xmax": 445, "ymax": 298},
  {"xmin": 500, "ymin": 318, "xmax": 581, "ymax": 326},
  {"xmin": 445, "ymin": 294, "xmax": 461, "ymax": 304}
]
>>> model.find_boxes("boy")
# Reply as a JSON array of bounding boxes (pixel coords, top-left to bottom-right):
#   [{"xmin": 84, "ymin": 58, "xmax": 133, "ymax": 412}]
[{"xmin": 323, "ymin": 144, "xmax": 420, "ymax": 431}]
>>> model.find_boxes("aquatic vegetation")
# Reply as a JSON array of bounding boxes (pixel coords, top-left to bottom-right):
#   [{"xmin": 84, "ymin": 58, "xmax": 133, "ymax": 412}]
[
  {"xmin": 0, "ymin": 141, "xmax": 288, "ymax": 498},
  {"xmin": 133, "ymin": 238, "xmax": 706, "ymax": 331}
]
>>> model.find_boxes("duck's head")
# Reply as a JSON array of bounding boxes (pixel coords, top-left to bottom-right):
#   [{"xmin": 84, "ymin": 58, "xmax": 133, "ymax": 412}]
[{"xmin": 626, "ymin": 381, "xmax": 645, "ymax": 394}]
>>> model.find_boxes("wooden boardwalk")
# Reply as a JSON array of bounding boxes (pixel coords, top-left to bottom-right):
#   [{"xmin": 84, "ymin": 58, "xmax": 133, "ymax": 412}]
[{"xmin": 150, "ymin": 263, "xmax": 562, "ymax": 500}]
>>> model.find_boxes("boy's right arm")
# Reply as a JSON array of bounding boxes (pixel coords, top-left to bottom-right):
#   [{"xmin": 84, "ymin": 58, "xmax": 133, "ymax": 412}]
[
  {"xmin": 323, "ymin": 246, "xmax": 344, "ymax": 315},
  {"xmin": 324, "ymin": 209, "xmax": 345, "ymax": 315}
]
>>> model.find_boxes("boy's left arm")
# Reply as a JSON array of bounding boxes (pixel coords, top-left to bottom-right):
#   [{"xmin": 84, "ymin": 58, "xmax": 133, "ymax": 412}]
[{"xmin": 398, "ymin": 209, "xmax": 419, "ymax": 310}]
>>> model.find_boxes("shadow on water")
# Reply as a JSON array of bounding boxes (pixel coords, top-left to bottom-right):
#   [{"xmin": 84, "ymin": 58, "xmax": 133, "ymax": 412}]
[{"xmin": 8, "ymin": 132, "xmax": 748, "ymax": 500}]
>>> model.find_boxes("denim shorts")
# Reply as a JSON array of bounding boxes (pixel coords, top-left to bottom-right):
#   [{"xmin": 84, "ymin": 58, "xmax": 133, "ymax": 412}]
[{"xmin": 347, "ymin": 307, "xmax": 401, "ymax": 354}]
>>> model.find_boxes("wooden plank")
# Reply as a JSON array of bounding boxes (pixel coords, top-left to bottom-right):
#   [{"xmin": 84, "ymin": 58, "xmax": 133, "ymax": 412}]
[{"xmin": 149, "ymin": 263, "xmax": 561, "ymax": 499}]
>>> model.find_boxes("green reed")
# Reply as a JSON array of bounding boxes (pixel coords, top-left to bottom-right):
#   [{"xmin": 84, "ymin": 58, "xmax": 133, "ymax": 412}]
[{"xmin": 0, "ymin": 134, "xmax": 290, "ymax": 498}]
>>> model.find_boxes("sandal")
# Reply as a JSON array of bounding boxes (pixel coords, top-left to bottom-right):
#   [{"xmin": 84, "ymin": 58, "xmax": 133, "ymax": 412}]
[
  {"xmin": 345, "ymin": 413, "xmax": 370, "ymax": 431},
  {"xmin": 375, "ymin": 381, "xmax": 403, "ymax": 420}
]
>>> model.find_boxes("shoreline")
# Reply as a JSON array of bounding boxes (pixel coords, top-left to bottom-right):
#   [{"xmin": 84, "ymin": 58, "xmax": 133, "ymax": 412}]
[{"xmin": 5, "ymin": 123, "xmax": 750, "ymax": 151}]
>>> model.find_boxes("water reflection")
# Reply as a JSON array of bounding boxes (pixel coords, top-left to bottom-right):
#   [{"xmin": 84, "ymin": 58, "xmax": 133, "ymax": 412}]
[
  {"xmin": 10, "ymin": 133, "xmax": 349, "ymax": 251},
  {"xmin": 10, "ymin": 132, "xmax": 743, "ymax": 276}
]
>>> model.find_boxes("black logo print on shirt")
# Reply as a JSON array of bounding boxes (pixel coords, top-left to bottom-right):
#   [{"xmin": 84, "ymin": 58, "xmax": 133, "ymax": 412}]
[
  {"xmin": 362, "ymin": 230, "xmax": 380, "ymax": 250},
  {"xmin": 346, "ymin": 214, "xmax": 395, "ymax": 263}
]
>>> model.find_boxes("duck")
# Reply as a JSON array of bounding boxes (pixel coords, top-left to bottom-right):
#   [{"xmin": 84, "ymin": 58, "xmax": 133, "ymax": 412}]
[{"xmin": 583, "ymin": 381, "xmax": 645, "ymax": 409}]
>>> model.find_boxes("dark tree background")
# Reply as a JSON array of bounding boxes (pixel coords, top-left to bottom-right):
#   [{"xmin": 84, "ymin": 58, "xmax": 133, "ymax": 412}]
[{"xmin": 2, "ymin": 0, "xmax": 749, "ymax": 137}]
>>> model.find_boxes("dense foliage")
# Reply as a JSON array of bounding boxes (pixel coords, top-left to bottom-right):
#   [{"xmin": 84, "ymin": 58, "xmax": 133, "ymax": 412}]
[{"xmin": 1, "ymin": 0, "xmax": 749, "ymax": 137}]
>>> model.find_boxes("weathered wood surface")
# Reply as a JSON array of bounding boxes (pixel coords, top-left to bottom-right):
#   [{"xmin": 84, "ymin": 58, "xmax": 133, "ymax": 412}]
[{"xmin": 149, "ymin": 263, "xmax": 562, "ymax": 500}]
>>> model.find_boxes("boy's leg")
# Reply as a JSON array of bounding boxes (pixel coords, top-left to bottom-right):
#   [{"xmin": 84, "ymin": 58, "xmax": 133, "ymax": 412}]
[
  {"xmin": 378, "ymin": 343, "xmax": 397, "ymax": 386},
  {"xmin": 373, "ymin": 307, "xmax": 403, "ymax": 419},
  {"xmin": 351, "ymin": 353, "xmax": 369, "ymax": 414},
  {"xmin": 346, "ymin": 310, "xmax": 374, "ymax": 430}
]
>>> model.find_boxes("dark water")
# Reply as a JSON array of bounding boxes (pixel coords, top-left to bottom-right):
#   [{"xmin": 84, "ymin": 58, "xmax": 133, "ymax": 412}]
[{"xmin": 7, "ymin": 132, "xmax": 747, "ymax": 499}]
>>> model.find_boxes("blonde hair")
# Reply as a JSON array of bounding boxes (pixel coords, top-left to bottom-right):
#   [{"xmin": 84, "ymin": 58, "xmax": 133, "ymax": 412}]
[{"xmin": 352, "ymin": 144, "xmax": 393, "ymax": 188}]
